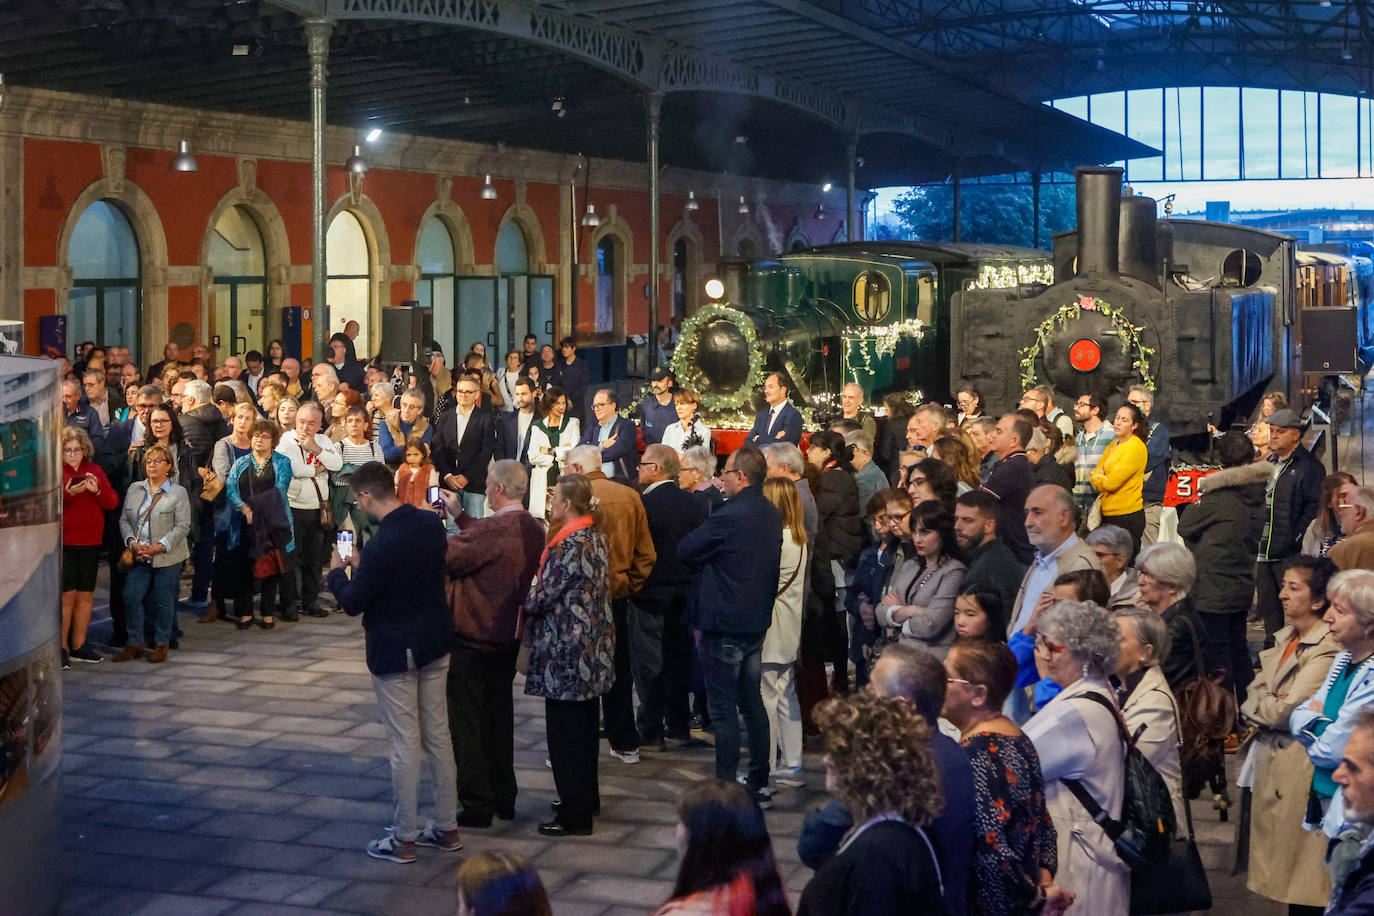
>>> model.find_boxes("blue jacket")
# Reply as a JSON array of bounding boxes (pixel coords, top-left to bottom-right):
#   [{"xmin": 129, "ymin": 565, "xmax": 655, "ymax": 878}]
[
  {"xmin": 496, "ymin": 409, "xmax": 535, "ymax": 469},
  {"xmin": 798, "ymin": 731, "xmax": 975, "ymax": 916},
  {"xmin": 1332, "ymin": 832, "xmax": 1374, "ymax": 916},
  {"xmin": 326, "ymin": 503, "xmax": 452, "ymax": 676},
  {"xmin": 637, "ymin": 481, "xmax": 709, "ymax": 604},
  {"xmin": 578, "ymin": 414, "xmax": 637, "ymax": 482},
  {"xmin": 1141, "ymin": 420, "xmax": 1172, "ymax": 503},
  {"xmin": 225, "ymin": 452, "xmax": 295, "ymax": 554},
  {"xmin": 679, "ymin": 484, "xmax": 782, "ymax": 636},
  {"xmin": 746, "ymin": 401, "xmax": 803, "ymax": 446},
  {"xmin": 636, "ymin": 394, "xmax": 679, "ymax": 445}
]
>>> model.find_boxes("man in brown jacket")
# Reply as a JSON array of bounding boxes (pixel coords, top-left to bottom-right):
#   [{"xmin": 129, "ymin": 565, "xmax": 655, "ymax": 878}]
[
  {"xmin": 442, "ymin": 459, "xmax": 546, "ymax": 827},
  {"xmin": 1332, "ymin": 485, "xmax": 1374, "ymax": 572},
  {"xmin": 567, "ymin": 445, "xmax": 656, "ymax": 763}
]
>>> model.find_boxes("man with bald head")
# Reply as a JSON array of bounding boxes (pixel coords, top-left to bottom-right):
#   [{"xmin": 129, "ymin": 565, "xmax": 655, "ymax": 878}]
[
  {"xmin": 838, "ymin": 383, "xmax": 877, "ymax": 439},
  {"xmin": 280, "ymin": 357, "xmax": 305, "ymax": 400},
  {"xmin": 632, "ymin": 444, "xmax": 708, "ymax": 749},
  {"xmin": 310, "ymin": 363, "xmax": 340, "ymax": 410}
]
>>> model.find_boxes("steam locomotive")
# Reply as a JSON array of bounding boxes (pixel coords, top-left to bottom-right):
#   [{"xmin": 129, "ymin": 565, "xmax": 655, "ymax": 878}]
[{"xmin": 679, "ymin": 165, "xmax": 1360, "ymax": 439}]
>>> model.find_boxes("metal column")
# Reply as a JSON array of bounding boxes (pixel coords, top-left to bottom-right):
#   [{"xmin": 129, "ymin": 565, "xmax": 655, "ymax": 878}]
[
  {"xmin": 846, "ymin": 134, "xmax": 858, "ymax": 242},
  {"xmin": 952, "ymin": 172, "xmax": 962, "ymax": 242},
  {"xmin": 305, "ymin": 18, "xmax": 332, "ymax": 364},
  {"xmin": 646, "ymin": 92, "xmax": 662, "ymax": 372},
  {"xmin": 1031, "ymin": 172, "xmax": 1042, "ymax": 248}
]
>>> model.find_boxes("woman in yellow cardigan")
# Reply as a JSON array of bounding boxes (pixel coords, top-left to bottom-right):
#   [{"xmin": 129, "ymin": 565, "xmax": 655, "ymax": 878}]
[{"xmin": 1091, "ymin": 403, "xmax": 1149, "ymax": 559}]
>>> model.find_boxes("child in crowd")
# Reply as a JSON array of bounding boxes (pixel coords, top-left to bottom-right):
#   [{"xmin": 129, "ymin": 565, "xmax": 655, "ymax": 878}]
[{"xmin": 394, "ymin": 437, "xmax": 441, "ymax": 511}]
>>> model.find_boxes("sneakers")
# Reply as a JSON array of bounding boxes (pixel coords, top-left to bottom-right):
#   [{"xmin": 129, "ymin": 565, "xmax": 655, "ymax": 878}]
[
  {"xmin": 609, "ymin": 748, "xmax": 640, "ymax": 764},
  {"xmin": 774, "ymin": 767, "xmax": 807, "ymax": 788},
  {"xmin": 738, "ymin": 775, "xmax": 773, "ymax": 809},
  {"xmin": 414, "ymin": 825, "xmax": 463, "ymax": 851},
  {"xmin": 60, "ymin": 650, "xmax": 71, "ymax": 670},
  {"xmin": 69, "ymin": 644, "xmax": 103, "ymax": 664},
  {"xmin": 366, "ymin": 834, "xmax": 417, "ymax": 864}
]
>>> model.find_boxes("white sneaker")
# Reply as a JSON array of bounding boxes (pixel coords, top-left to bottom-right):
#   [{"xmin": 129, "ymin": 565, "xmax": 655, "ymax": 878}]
[
  {"xmin": 774, "ymin": 767, "xmax": 807, "ymax": 788},
  {"xmin": 610, "ymin": 748, "xmax": 640, "ymax": 764}
]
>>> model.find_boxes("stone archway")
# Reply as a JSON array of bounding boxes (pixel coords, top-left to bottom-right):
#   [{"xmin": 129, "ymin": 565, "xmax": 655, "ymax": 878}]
[
  {"xmin": 200, "ymin": 175, "xmax": 292, "ymax": 355},
  {"xmin": 326, "ymin": 192, "xmax": 392, "ymax": 354},
  {"xmin": 666, "ymin": 216, "xmax": 707, "ymax": 318},
  {"xmin": 56, "ymin": 175, "xmax": 170, "ymax": 362},
  {"xmin": 413, "ymin": 199, "xmax": 477, "ymax": 272},
  {"xmin": 587, "ymin": 207, "xmax": 634, "ymax": 340}
]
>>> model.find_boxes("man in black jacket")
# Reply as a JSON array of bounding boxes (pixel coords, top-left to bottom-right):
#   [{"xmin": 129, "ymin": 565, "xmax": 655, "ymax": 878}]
[
  {"xmin": 1253, "ymin": 408, "xmax": 1325, "ymax": 644},
  {"xmin": 953, "ymin": 490, "xmax": 1027, "ymax": 622},
  {"xmin": 495, "ymin": 375, "xmax": 538, "ymax": 471},
  {"xmin": 432, "ymin": 376, "xmax": 496, "ymax": 518},
  {"xmin": 679, "ymin": 444, "xmax": 782, "ymax": 807},
  {"xmin": 327, "ymin": 461, "xmax": 458, "ymax": 864},
  {"xmin": 982, "ymin": 414, "xmax": 1037, "ymax": 564},
  {"xmin": 178, "ymin": 379, "xmax": 229, "ymax": 616},
  {"xmin": 632, "ymin": 444, "xmax": 708, "ymax": 750}
]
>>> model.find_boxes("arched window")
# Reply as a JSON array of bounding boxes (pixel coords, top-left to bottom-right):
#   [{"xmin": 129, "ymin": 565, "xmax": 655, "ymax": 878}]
[
  {"xmin": 326, "ymin": 211, "xmax": 372, "ymax": 354},
  {"xmin": 853, "ymin": 271, "xmax": 892, "ymax": 323},
  {"xmin": 208, "ymin": 206, "xmax": 267, "ymax": 361},
  {"xmin": 672, "ymin": 239, "xmax": 689, "ymax": 319},
  {"xmin": 68, "ymin": 200, "xmax": 140, "ymax": 361},
  {"xmin": 595, "ymin": 236, "xmax": 619, "ymax": 335},
  {"xmin": 417, "ymin": 217, "xmax": 456, "ymax": 354},
  {"xmin": 737, "ymin": 238, "xmax": 758, "ymax": 260}
]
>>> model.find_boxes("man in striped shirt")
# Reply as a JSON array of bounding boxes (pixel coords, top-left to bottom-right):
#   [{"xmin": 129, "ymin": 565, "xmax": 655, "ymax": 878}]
[{"xmin": 1072, "ymin": 393, "xmax": 1112, "ymax": 524}]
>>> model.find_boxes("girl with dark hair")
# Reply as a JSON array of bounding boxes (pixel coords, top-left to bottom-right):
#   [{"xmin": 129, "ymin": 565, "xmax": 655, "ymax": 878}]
[
  {"xmin": 1090, "ymin": 403, "xmax": 1149, "ymax": 556},
  {"xmin": 526, "ymin": 386, "xmax": 580, "ymax": 521},
  {"xmin": 953, "ymin": 584, "xmax": 1006, "ymax": 641},
  {"xmin": 877, "ymin": 499, "xmax": 967, "ymax": 658},
  {"xmin": 800, "ymin": 427, "xmax": 864, "ymax": 721},
  {"xmin": 906, "ymin": 457, "xmax": 958, "ymax": 511},
  {"xmin": 654, "ymin": 780, "xmax": 791, "ymax": 916}
]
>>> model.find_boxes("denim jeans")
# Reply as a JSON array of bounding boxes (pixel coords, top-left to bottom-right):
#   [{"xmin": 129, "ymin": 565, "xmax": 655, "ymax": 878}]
[
  {"xmin": 372, "ymin": 652, "xmax": 459, "ymax": 843},
  {"xmin": 700, "ymin": 632, "xmax": 769, "ymax": 788},
  {"xmin": 123, "ymin": 561, "xmax": 183, "ymax": 647},
  {"xmin": 458, "ymin": 490, "xmax": 486, "ymax": 519}
]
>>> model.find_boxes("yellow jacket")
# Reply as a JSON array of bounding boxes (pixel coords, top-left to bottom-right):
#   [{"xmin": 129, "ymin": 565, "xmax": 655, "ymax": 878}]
[{"xmin": 1091, "ymin": 436, "xmax": 1147, "ymax": 516}]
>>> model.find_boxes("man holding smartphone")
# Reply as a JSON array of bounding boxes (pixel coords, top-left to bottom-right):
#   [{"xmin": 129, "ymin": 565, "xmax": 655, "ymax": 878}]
[
  {"xmin": 277, "ymin": 402, "xmax": 342, "ymax": 619},
  {"xmin": 328, "ymin": 461, "xmax": 458, "ymax": 864}
]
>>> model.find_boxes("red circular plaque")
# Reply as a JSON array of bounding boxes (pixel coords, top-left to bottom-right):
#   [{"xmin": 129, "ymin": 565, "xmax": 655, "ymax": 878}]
[{"xmin": 1069, "ymin": 338, "xmax": 1102, "ymax": 371}]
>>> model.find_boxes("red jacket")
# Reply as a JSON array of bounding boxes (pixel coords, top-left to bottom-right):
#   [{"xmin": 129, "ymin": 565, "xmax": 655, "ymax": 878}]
[{"xmin": 62, "ymin": 460, "xmax": 118, "ymax": 546}]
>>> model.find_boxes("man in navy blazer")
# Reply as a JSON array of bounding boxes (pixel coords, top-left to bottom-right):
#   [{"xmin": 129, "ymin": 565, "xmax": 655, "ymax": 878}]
[
  {"xmin": 495, "ymin": 376, "xmax": 538, "ymax": 473},
  {"xmin": 579, "ymin": 388, "xmax": 637, "ymax": 482},
  {"xmin": 745, "ymin": 372, "xmax": 802, "ymax": 447},
  {"xmin": 679, "ymin": 444, "xmax": 782, "ymax": 805},
  {"xmin": 632, "ymin": 444, "xmax": 709, "ymax": 748},
  {"xmin": 431, "ymin": 377, "xmax": 496, "ymax": 518}
]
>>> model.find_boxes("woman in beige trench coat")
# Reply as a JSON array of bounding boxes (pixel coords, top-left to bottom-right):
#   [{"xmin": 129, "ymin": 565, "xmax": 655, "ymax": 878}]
[{"xmin": 1239, "ymin": 555, "xmax": 1341, "ymax": 909}]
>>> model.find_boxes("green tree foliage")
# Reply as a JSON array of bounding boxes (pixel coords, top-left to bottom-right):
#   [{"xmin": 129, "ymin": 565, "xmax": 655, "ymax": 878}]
[{"xmin": 889, "ymin": 180, "xmax": 1079, "ymax": 249}]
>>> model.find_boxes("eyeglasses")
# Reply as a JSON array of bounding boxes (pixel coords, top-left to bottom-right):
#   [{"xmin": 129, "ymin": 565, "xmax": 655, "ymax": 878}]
[
  {"xmin": 455, "ymin": 388, "xmax": 479, "ymax": 395},
  {"xmin": 877, "ymin": 510, "xmax": 910, "ymax": 523},
  {"xmin": 908, "ymin": 476, "xmax": 928, "ymax": 486},
  {"xmin": 1034, "ymin": 634, "xmax": 1067, "ymax": 655},
  {"xmin": 637, "ymin": 461, "xmax": 658, "ymax": 469},
  {"xmin": 946, "ymin": 677, "xmax": 972, "ymax": 686},
  {"xmin": 1339, "ymin": 503, "xmax": 1356, "ymax": 510},
  {"xmin": 721, "ymin": 468, "xmax": 745, "ymax": 478}
]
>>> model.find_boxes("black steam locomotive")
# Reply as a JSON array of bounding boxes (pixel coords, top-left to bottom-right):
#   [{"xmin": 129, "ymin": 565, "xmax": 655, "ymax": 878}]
[{"xmin": 951, "ymin": 166, "xmax": 1300, "ymax": 438}]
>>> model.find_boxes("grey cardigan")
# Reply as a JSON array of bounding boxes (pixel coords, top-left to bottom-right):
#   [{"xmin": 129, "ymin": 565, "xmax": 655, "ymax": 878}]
[
  {"xmin": 119, "ymin": 479, "xmax": 192, "ymax": 567},
  {"xmin": 879, "ymin": 555, "xmax": 967, "ymax": 657}
]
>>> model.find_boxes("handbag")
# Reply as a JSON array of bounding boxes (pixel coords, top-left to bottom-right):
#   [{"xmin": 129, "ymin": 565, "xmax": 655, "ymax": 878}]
[
  {"xmin": 253, "ymin": 547, "xmax": 286, "ymax": 580},
  {"xmin": 198, "ymin": 466, "xmax": 224, "ymax": 503},
  {"xmin": 310, "ymin": 475, "xmax": 334, "ymax": 528},
  {"xmin": 1177, "ymin": 614, "xmax": 1238, "ymax": 798},
  {"xmin": 1128, "ymin": 788, "xmax": 1212, "ymax": 914},
  {"xmin": 120, "ymin": 490, "xmax": 166, "ymax": 571}
]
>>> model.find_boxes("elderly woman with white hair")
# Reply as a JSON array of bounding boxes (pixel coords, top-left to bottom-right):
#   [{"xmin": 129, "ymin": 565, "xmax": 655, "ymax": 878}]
[
  {"xmin": 1135, "ymin": 541, "xmax": 1221, "ymax": 694},
  {"xmin": 1114, "ymin": 608, "xmax": 1186, "ymax": 826},
  {"xmin": 1023, "ymin": 599, "xmax": 1129, "ymax": 915},
  {"xmin": 677, "ymin": 446, "xmax": 723, "ymax": 515},
  {"xmin": 1292, "ymin": 569, "xmax": 1374, "ymax": 847},
  {"xmin": 1085, "ymin": 525, "xmax": 1142, "ymax": 611}
]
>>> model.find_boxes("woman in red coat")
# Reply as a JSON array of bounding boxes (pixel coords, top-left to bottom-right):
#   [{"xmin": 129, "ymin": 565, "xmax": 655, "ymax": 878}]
[{"xmin": 62, "ymin": 426, "xmax": 118, "ymax": 667}]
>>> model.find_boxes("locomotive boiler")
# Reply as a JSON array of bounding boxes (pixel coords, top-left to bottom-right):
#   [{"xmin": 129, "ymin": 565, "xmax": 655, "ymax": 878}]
[{"xmin": 950, "ymin": 166, "xmax": 1290, "ymax": 437}]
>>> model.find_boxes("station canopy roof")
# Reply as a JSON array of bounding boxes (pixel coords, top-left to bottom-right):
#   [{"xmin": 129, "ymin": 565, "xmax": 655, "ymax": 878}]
[{"xmin": 26, "ymin": 0, "xmax": 1356, "ymax": 186}]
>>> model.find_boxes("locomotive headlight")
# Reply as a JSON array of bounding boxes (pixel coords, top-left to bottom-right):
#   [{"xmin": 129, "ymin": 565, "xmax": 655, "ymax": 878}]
[{"xmin": 704, "ymin": 278, "xmax": 725, "ymax": 300}]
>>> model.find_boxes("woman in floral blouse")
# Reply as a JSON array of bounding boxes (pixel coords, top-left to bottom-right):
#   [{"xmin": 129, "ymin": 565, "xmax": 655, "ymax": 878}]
[
  {"xmin": 522, "ymin": 473, "xmax": 614, "ymax": 839},
  {"xmin": 942, "ymin": 638, "xmax": 1070, "ymax": 916}
]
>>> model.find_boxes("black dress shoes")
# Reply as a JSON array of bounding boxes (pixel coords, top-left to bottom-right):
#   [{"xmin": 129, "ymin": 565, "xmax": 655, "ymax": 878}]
[
  {"xmin": 457, "ymin": 809, "xmax": 493, "ymax": 828},
  {"xmin": 538, "ymin": 820, "xmax": 592, "ymax": 837}
]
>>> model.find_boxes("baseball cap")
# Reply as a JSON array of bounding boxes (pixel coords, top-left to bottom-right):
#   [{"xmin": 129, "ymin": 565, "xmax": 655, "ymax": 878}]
[
  {"xmin": 649, "ymin": 366, "xmax": 674, "ymax": 383},
  {"xmin": 1265, "ymin": 408, "xmax": 1304, "ymax": 429}
]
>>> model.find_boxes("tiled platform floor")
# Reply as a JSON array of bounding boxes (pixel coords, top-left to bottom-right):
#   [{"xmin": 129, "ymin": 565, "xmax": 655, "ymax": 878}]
[{"xmin": 56, "ymin": 580, "xmax": 1280, "ymax": 915}]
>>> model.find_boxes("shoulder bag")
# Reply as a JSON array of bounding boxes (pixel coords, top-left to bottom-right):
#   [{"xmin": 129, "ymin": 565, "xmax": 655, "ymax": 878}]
[
  {"xmin": 120, "ymin": 489, "xmax": 165, "ymax": 571},
  {"xmin": 198, "ymin": 465, "xmax": 224, "ymax": 502},
  {"xmin": 1177, "ymin": 613, "xmax": 1238, "ymax": 798}
]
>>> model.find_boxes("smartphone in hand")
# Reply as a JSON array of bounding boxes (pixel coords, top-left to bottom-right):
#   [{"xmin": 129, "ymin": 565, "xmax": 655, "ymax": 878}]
[
  {"xmin": 426, "ymin": 485, "xmax": 441, "ymax": 506},
  {"xmin": 337, "ymin": 529, "xmax": 354, "ymax": 561}
]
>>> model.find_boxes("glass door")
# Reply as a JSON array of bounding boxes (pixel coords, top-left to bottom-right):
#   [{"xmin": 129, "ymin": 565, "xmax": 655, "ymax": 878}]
[
  {"xmin": 457, "ymin": 277, "xmax": 498, "ymax": 358},
  {"xmin": 211, "ymin": 278, "xmax": 266, "ymax": 360}
]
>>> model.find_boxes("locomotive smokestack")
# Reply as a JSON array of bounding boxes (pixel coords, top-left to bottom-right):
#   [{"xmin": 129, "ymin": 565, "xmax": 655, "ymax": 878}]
[{"xmin": 1075, "ymin": 166, "xmax": 1124, "ymax": 278}]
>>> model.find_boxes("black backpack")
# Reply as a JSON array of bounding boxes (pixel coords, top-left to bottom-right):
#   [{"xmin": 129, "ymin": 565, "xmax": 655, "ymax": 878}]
[{"xmin": 1060, "ymin": 690, "xmax": 1177, "ymax": 869}]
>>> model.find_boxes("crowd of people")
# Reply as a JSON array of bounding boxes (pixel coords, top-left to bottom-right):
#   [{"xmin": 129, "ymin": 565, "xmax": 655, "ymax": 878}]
[{"xmin": 53, "ymin": 331, "xmax": 1374, "ymax": 914}]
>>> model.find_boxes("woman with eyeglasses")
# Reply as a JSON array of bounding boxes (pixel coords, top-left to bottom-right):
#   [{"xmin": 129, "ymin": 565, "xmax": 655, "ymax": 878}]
[
  {"xmin": 61, "ymin": 426, "xmax": 118, "ymax": 667},
  {"xmin": 677, "ymin": 446, "xmax": 724, "ymax": 515},
  {"xmin": 115, "ymin": 445, "xmax": 192, "ymax": 664},
  {"xmin": 905, "ymin": 457, "xmax": 958, "ymax": 512},
  {"xmin": 876, "ymin": 499, "xmax": 967, "ymax": 658},
  {"xmin": 1022, "ymin": 600, "xmax": 1130, "ymax": 915},
  {"xmin": 1090, "ymin": 403, "xmax": 1149, "ymax": 558},
  {"xmin": 943, "ymin": 637, "xmax": 1069, "ymax": 916},
  {"xmin": 128, "ymin": 404, "xmax": 199, "ymax": 496},
  {"xmin": 955, "ymin": 384, "xmax": 985, "ymax": 427}
]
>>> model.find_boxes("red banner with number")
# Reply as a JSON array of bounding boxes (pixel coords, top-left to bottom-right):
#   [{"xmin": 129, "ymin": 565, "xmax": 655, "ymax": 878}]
[{"xmin": 1165, "ymin": 466, "xmax": 1220, "ymax": 508}]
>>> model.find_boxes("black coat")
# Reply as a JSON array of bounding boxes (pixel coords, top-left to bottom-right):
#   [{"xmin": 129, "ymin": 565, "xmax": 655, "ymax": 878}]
[
  {"xmin": 1160, "ymin": 596, "xmax": 1226, "ymax": 691},
  {"xmin": 679, "ymin": 484, "xmax": 783, "ymax": 636},
  {"xmin": 430, "ymin": 406, "xmax": 496, "ymax": 495},
  {"xmin": 962, "ymin": 537, "xmax": 1027, "ymax": 627},
  {"xmin": 1258, "ymin": 445, "xmax": 1326, "ymax": 562},
  {"xmin": 496, "ymin": 409, "xmax": 536, "ymax": 469},
  {"xmin": 636, "ymin": 481, "xmax": 709, "ymax": 604},
  {"xmin": 811, "ymin": 465, "xmax": 863, "ymax": 602},
  {"xmin": 1032, "ymin": 456, "xmax": 1074, "ymax": 493},
  {"xmin": 1177, "ymin": 461, "xmax": 1271, "ymax": 614},
  {"xmin": 983, "ymin": 451, "xmax": 1036, "ymax": 564},
  {"xmin": 180, "ymin": 404, "xmax": 228, "ymax": 469}
]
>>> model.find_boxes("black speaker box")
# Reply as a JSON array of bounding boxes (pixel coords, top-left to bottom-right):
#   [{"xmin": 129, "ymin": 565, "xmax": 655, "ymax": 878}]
[
  {"xmin": 1301, "ymin": 307, "xmax": 1358, "ymax": 374},
  {"xmin": 380, "ymin": 307, "xmax": 433, "ymax": 365}
]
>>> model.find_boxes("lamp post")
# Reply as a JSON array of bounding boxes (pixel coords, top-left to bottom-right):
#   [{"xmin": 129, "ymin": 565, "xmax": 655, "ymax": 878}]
[{"xmin": 306, "ymin": 17, "xmax": 333, "ymax": 365}]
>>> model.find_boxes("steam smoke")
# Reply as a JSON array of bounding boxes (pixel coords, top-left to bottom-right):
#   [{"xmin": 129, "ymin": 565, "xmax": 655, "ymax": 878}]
[{"xmin": 755, "ymin": 202, "xmax": 784, "ymax": 255}]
